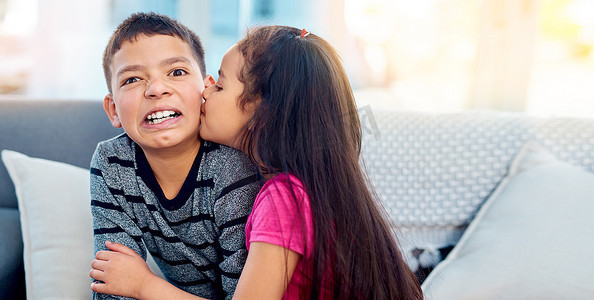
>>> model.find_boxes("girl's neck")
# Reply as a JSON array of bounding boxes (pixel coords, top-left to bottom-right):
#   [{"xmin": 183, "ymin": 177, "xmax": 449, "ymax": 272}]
[{"xmin": 262, "ymin": 173, "xmax": 276, "ymax": 181}]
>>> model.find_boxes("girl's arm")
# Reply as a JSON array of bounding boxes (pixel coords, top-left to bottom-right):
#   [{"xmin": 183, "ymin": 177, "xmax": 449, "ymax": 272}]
[
  {"xmin": 90, "ymin": 240, "xmax": 301, "ymax": 300},
  {"xmin": 233, "ymin": 241, "xmax": 301, "ymax": 299},
  {"xmin": 90, "ymin": 241, "xmax": 205, "ymax": 300}
]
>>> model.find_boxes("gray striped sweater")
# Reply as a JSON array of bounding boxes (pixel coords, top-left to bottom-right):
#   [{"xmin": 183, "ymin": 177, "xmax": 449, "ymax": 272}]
[{"xmin": 90, "ymin": 134, "xmax": 262, "ymax": 300}]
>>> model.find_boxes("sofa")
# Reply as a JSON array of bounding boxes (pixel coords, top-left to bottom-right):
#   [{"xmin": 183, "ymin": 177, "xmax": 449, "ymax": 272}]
[{"xmin": 1, "ymin": 97, "xmax": 593, "ymax": 299}]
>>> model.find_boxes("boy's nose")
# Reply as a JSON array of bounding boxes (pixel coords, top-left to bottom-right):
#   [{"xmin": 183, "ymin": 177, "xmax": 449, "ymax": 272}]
[{"xmin": 144, "ymin": 79, "xmax": 173, "ymax": 99}]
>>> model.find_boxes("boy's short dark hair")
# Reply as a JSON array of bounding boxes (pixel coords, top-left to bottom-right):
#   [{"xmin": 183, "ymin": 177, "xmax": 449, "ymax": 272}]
[{"xmin": 102, "ymin": 12, "xmax": 206, "ymax": 93}]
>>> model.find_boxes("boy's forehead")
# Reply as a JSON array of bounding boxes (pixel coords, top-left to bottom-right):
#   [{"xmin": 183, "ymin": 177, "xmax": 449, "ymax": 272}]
[{"xmin": 111, "ymin": 34, "xmax": 199, "ymax": 73}]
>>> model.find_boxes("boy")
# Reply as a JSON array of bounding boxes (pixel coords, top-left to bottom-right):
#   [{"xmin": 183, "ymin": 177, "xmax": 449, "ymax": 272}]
[{"xmin": 90, "ymin": 12, "xmax": 261, "ymax": 299}]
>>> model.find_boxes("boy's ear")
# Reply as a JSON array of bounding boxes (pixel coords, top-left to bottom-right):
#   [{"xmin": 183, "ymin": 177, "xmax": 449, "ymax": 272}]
[
  {"xmin": 103, "ymin": 94, "xmax": 122, "ymax": 128},
  {"xmin": 204, "ymin": 75, "xmax": 215, "ymax": 88}
]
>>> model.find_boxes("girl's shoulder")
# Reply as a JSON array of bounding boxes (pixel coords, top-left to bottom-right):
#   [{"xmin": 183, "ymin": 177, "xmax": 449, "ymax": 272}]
[
  {"xmin": 261, "ymin": 173, "xmax": 306, "ymax": 196},
  {"xmin": 255, "ymin": 173, "xmax": 310, "ymax": 211}
]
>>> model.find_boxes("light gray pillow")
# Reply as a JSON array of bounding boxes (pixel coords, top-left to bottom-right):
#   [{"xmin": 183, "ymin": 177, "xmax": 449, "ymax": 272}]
[{"xmin": 421, "ymin": 143, "xmax": 594, "ymax": 299}]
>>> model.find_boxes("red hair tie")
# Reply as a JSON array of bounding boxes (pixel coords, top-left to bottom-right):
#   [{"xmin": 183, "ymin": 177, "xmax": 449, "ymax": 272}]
[{"xmin": 300, "ymin": 29, "xmax": 311, "ymax": 38}]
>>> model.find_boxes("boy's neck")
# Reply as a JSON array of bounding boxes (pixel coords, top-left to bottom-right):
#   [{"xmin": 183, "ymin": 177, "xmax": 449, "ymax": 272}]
[{"xmin": 142, "ymin": 139, "xmax": 201, "ymax": 200}]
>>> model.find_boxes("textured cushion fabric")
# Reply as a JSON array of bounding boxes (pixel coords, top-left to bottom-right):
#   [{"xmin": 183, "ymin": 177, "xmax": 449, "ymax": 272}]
[
  {"xmin": 361, "ymin": 110, "xmax": 536, "ymax": 257},
  {"xmin": 420, "ymin": 143, "xmax": 594, "ymax": 299},
  {"xmin": 530, "ymin": 117, "xmax": 594, "ymax": 172},
  {"xmin": 359, "ymin": 109, "xmax": 594, "ymax": 268},
  {"xmin": 2, "ymin": 150, "xmax": 164, "ymax": 299}
]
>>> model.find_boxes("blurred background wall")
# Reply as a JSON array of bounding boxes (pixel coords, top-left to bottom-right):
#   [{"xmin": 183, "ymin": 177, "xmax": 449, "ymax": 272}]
[{"xmin": 0, "ymin": 0, "xmax": 593, "ymax": 118}]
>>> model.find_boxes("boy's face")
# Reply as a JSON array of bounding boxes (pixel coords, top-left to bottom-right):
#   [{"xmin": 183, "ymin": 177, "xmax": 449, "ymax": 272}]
[{"xmin": 104, "ymin": 34, "xmax": 207, "ymax": 152}]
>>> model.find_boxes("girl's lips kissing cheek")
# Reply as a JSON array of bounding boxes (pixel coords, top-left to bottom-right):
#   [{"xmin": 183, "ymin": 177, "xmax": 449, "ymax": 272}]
[{"xmin": 144, "ymin": 110, "xmax": 182, "ymax": 128}]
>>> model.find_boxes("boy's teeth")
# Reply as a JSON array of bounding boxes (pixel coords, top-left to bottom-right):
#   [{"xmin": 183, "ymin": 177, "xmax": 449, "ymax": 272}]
[
  {"xmin": 148, "ymin": 110, "xmax": 174, "ymax": 119},
  {"xmin": 146, "ymin": 110, "xmax": 178, "ymax": 124}
]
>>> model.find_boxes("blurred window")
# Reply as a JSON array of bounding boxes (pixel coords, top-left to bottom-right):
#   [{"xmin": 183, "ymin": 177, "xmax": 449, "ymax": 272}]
[
  {"xmin": 0, "ymin": 0, "xmax": 592, "ymax": 119},
  {"xmin": 526, "ymin": 0, "xmax": 594, "ymax": 118},
  {"xmin": 351, "ymin": 0, "xmax": 594, "ymax": 118}
]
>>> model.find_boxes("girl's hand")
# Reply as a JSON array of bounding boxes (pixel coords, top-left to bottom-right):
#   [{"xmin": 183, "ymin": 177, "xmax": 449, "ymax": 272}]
[{"xmin": 90, "ymin": 241, "xmax": 155, "ymax": 299}]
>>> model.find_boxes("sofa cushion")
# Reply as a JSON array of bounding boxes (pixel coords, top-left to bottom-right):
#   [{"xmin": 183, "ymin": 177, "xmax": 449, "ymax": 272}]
[
  {"xmin": 2, "ymin": 150, "xmax": 95, "ymax": 299},
  {"xmin": 420, "ymin": 143, "xmax": 594, "ymax": 299}
]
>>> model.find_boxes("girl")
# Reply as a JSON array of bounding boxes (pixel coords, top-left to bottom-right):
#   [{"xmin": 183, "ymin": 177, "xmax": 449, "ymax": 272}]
[{"xmin": 90, "ymin": 25, "xmax": 422, "ymax": 299}]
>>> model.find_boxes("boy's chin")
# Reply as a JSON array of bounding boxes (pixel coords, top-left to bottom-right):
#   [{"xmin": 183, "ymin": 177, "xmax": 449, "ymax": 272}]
[{"xmin": 137, "ymin": 133, "xmax": 201, "ymax": 152}]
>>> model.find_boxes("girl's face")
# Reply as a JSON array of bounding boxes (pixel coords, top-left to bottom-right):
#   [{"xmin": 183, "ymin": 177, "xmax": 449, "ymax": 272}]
[{"xmin": 200, "ymin": 44, "xmax": 253, "ymax": 149}]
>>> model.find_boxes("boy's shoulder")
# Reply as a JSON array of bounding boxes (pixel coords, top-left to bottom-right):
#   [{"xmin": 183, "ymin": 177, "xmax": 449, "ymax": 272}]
[
  {"xmin": 93, "ymin": 133, "xmax": 135, "ymax": 162},
  {"xmin": 93, "ymin": 137, "xmax": 258, "ymax": 175},
  {"xmin": 200, "ymin": 140, "xmax": 257, "ymax": 173}
]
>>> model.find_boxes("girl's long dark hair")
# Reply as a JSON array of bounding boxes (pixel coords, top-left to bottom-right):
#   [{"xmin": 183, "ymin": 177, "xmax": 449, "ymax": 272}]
[{"xmin": 236, "ymin": 26, "xmax": 422, "ymax": 299}]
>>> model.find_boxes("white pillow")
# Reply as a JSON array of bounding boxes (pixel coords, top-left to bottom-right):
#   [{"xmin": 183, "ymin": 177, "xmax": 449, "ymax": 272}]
[
  {"xmin": 1, "ymin": 150, "xmax": 162, "ymax": 299},
  {"xmin": 2, "ymin": 150, "xmax": 95, "ymax": 299},
  {"xmin": 421, "ymin": 143, "xmax": 594, "ymax": 299}
]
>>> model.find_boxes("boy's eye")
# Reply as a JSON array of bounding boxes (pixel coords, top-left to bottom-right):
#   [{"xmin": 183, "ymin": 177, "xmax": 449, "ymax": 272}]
[
  {"xmin": 169, "ymin": 69, "xmax": 187, "ymax": 76},
  {"xmin": 214, "ymin": 84, "xmax": 222, "ymax": 91},
  {"xmin": 123, "ymin": 77, "xmax": 140, "ymax": 85}
]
